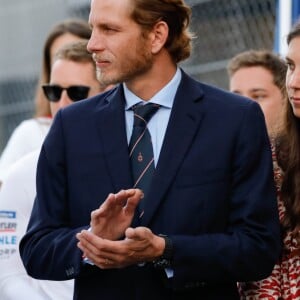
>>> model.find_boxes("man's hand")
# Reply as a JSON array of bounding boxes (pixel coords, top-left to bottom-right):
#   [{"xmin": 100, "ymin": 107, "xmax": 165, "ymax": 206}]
[
  {"xmin": 90, "ymin": 189, "xmax": 143, "ymax": 240},
  {"xmin": 76, "ymin": 227, "xmax": 165, "ymax": 269}
]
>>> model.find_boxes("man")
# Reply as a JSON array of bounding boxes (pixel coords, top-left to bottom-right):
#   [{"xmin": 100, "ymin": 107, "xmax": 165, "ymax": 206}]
[
  {"xmin": 227, "ymin": 50, "xmax": 287, "ymax": 137},
  {"xmin": 20, "ymin": 1, "xmax": 281, "ymax": 299},
  {"xmin": 227, "ymin": 51, "xmax": 288, "ymax": 299},
  {"xmin": 0, "ymin": 40, "xmax": 110, "ymax": 299}
]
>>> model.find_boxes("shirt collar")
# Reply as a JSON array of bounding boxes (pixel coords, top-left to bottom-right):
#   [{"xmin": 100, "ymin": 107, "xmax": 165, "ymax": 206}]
[{"xmin": 123, "ymin": 67, "xmax": 182, "ymax": 110}]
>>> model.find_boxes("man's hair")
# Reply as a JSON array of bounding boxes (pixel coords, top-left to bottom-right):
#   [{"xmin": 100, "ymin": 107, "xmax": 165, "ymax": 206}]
[
  {"xmin": 227, "ymin": 50, "xmax": 287, "ymax": 95},
  {"xmin": 53, "ymin": 40, "xmax": 94, "ymax": 68},
  {"xmin": 130, "ymin": 0, "xmax": 193, "ymax": 63}
]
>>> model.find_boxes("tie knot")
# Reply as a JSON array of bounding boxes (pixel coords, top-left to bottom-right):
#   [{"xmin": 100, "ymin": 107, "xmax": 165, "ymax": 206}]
[{"xmin": 132, "ymin": 103, "xmax": 160, "ymax": 127}]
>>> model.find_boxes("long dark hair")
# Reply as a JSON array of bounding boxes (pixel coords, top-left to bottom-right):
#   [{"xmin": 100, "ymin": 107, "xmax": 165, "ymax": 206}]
[{"xmin": 276, "ymin": 21, "xmax": 300, "ymax": 238}]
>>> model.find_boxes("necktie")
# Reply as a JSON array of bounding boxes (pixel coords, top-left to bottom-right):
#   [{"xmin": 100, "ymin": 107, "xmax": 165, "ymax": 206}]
[{"xmin": 129, "ymin": 103, "xmax": 160, "ymax": 207}]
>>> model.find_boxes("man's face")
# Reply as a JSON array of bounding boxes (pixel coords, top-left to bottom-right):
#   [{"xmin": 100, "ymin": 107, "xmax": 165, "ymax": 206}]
[
  {"xmin": 49, "ymin": 59, "xmax": 101, "ymax": 116},
  {"xmin": 286, "ymin": 36, "xmax": 300, "ymax": 118},
  {"xmin": 230, "ymin": 66, "xmax": 285, "ymax": 135},
  {"xmin": 87, "ymin": 0, "xmax": 154, "ymax": 88}
]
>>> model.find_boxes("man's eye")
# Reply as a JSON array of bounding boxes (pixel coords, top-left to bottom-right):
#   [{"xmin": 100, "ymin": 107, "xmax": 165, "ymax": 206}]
[
  {"xmin": 286, "ymin": 62, "xmax": 295, "ymax": 71},
  {"xmin": 252, "ymin": 95, "xmax": 265, "ymax": 101},
  {"xmin": 104, "ymin": 27, "xmax": 117, "ymax": 33}
]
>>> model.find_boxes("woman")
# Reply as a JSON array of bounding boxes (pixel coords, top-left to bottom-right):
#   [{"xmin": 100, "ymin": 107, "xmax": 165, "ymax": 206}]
[
  {"xmin": 239, "ymin": 21, "xmax": 300, "ymax": 299},
  {"xmin": 0, "ymin": 19, "xmax": 91, "ymax": 183}
]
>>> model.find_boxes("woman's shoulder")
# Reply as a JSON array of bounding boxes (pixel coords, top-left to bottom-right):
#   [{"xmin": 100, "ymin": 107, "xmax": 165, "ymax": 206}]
[{"xmin": 16, "ymin": 117, "xmax": 52, "ymax": 132}]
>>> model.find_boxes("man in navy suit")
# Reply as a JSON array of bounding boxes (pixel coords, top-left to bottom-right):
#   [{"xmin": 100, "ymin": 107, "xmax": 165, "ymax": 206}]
[{"xmin": 20, "ymin": 0, "xmax": 281, "ymax": 299}]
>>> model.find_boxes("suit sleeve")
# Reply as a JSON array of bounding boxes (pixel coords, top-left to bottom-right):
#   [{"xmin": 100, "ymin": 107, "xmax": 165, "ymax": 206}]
[
  {"xmin": 19, "ymin": 110, "xmax": 87, "ymax": 280},
  {"xmin": 171, "ymin": 101, "xmax": 281, "ymax": 288}
]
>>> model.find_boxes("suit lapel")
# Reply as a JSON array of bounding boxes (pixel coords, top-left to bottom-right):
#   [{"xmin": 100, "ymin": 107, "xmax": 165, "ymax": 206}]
[
  {"xmin": 95, "ymin": 86, "xmax": 133, "ymax": 192},
  {"xmin": 93, "ymin": 76, "xmax": 205, "ymax": 228},
  {"xmin": 140, "ymin": 73, "xmax": 205, "ymax": 226}
]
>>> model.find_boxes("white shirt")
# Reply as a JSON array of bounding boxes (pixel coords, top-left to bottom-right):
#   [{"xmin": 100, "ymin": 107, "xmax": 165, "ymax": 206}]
[
  {"xmin": 0, "ymin": 117, "xmax": 52, "ymax": 181},
  {"xmin": 0, "ymin": 150, "xmax": 74, "ymax": 300}
]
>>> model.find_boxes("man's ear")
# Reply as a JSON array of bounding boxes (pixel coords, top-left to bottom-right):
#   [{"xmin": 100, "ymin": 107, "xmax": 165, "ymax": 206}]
[{"xmin": 149, "ymin": 21, "xmax": 169, "ymax": 54}]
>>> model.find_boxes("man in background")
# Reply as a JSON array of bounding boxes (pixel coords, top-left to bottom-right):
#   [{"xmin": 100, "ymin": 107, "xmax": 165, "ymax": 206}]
[{"xmin": 227, "ymin": 49, "xmax": 287, "ymax": 137}]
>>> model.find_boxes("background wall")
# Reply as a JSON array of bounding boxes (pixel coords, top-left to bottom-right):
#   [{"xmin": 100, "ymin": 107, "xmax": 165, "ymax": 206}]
[{"xmin": 0, "ymin": 0, "xmax": 276, "ymax": 152}]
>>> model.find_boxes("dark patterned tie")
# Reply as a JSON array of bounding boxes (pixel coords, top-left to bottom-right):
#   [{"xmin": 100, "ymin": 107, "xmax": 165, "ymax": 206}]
[{"xmin": 129, "ymin": 103, "xmax": 160, "ymax": 209}]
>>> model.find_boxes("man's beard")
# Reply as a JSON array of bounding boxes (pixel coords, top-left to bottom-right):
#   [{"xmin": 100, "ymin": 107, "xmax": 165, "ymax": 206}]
[{"xmin": 96, "ymin": 38, "xmax": 153, "ymax": 86}]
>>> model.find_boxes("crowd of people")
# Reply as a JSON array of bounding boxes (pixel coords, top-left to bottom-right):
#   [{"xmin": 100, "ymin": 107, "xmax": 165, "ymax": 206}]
[{"xmin": 0, "ymin": 0, "xmax": 299, "ymax": 299}]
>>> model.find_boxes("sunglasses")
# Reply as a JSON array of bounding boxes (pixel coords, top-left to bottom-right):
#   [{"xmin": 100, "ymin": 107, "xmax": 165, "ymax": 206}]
[{"xmin": 42, "ymin": 84, "xmax": 90, "ymax": 102}]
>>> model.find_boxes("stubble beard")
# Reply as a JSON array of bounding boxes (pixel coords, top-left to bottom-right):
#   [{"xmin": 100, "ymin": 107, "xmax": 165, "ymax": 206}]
[{"xmin": 96, "ymin": 39, "xmax": 153, "ymax": 86}]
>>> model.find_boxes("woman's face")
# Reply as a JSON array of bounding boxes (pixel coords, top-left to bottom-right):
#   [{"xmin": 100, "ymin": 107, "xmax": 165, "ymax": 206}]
[{"xmin": 286, "ymin": 36, "xmax": 300, "ymax": 118}]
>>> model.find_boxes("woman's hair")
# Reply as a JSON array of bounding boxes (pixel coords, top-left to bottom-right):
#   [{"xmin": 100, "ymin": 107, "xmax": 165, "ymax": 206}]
[
  {"xmin": 35, "ymin": 19, "xmax": 91, "ymax": 117},
  {"xmin": 130, "ymin": 0, "xmax": 193, "ymax": 63},
  {"xmin": 287, "ymin": 20, "xmax": 300, "ymax": 45},
  {"xmin": 276, "ymin": 20, "xmax": 300, "ymax": 239}
]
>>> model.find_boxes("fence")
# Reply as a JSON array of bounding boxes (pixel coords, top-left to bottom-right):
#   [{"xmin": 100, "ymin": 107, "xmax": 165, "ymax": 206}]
[{"xmin": 0, "ymin": 0, "xmax": 276, "ymax": 153}]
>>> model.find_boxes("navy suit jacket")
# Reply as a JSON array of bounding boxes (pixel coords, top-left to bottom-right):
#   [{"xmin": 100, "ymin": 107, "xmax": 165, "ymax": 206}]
[{"xmin": 20, "ymin": 71, "xmax": 281, "ymax": 300}]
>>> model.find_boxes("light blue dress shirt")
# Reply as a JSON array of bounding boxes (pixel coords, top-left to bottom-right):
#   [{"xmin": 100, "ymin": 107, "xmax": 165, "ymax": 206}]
[
  {"xmin": 123, "ymin": 68, "xmax": 182, "ymax": 166},
  {"xmin": 123, "ymin": 69, "xmax": 181, "ymax": 279}
]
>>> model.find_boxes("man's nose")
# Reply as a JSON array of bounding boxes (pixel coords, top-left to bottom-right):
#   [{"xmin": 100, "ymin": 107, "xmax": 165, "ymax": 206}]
[{"xmin": 58, "ymin": 90, "xmax": 73, "ymax": 108}]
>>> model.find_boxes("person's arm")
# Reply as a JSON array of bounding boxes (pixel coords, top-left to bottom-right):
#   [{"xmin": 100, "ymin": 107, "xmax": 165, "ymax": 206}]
[
  {"xmin": 19, "ymin": 111, "xmax": 91, "ymax": 281},
  {"xmin": 0, "ymin": 156, "xmax": 45, "ymax": 299},
  {"xmin": 0, "ymin": 168, "xmax": 75, "ymax": 299},
  {"xmin": 169, "ymin": 101, "xmax": 281, "ymax": 287}
]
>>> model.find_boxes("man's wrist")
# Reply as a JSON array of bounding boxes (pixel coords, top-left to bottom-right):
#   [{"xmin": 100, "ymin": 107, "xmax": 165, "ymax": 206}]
[{"xmin": 153, "ymin": 234, "xmax": 173, "ymax": 268}]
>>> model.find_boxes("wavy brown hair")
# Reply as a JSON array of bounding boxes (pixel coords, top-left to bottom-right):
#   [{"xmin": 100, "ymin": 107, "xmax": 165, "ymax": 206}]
[
  {"xmin": 276, "ymin": 21, "xmax": 300, "ymax": 239},
  {"xmin": 130, "ymin": 0, "xmax": 193, "ymax": 63}
]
